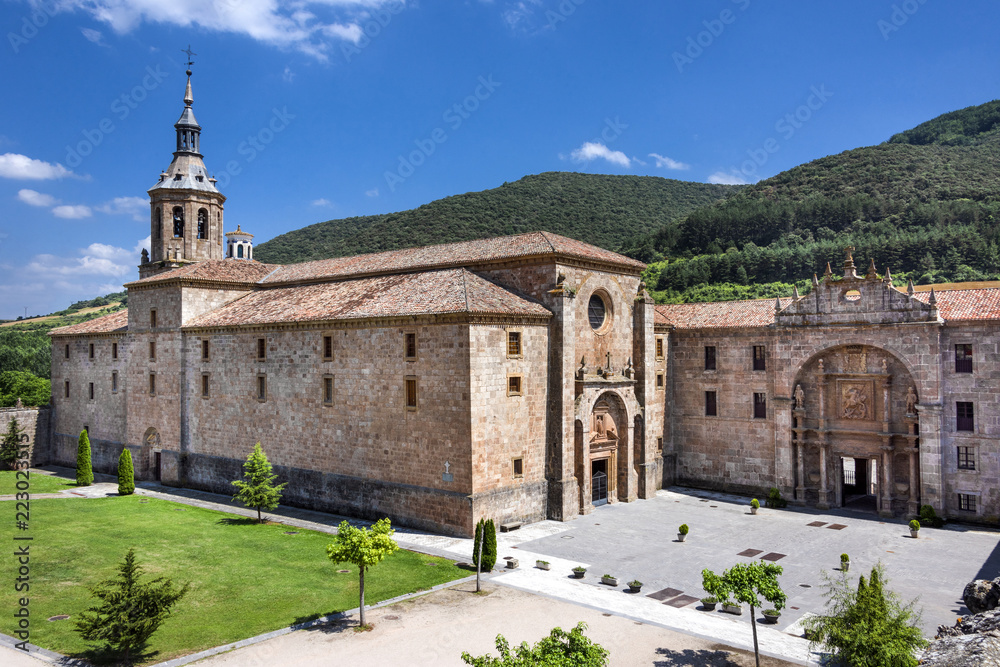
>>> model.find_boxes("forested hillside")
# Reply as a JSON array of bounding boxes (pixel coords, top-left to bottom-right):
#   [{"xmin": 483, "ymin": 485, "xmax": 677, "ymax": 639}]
[
  {"xmin": 254, "ymin": 172, "xmax": 741, "ymax": 264},
  {"xmin": 644, "ymin": 100, "xmax": 1000, "ymax": 302}
]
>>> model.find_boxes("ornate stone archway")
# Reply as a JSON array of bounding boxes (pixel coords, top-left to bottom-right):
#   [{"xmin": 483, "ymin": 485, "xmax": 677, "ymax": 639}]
[{"xmin": 574, "ymin": 389, "xmax": 638, "ymax": 513}]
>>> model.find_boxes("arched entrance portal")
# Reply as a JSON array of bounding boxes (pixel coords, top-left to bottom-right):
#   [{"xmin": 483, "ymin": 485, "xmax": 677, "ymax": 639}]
[
  {"xmin": 791, "ymin": 345, "xmax": 921, "ymax": 517},
  {"xmin": 589, "ymin": 395, "xmax": 626, "ymax": 507}
]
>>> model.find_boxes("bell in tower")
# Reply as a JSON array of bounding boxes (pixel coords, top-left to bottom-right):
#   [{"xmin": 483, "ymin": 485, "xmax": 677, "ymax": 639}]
[{"xmin": 141, "ymin": 48, "xmax": 226, "ymax": 279}]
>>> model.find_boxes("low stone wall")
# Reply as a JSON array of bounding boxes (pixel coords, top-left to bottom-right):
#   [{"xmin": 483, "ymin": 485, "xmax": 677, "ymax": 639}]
[
  {"xmin": 49, "ymin": 431, "xmax": 125, "ymax": 475},
  {"xmin": 471, "ymin": 480, "xmax": 548, "ymax": 529},
  {"xmin": 0, "ymin": 407, "xmax": 50, "ymax": 466}
]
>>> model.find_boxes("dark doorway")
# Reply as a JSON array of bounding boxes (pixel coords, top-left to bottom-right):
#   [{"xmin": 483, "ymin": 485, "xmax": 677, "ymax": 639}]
[
  {"xmin": 842, "ymin": 457, "xmax": 877, "ymax": 512},
  {"xmin": 591, "ymin": 459, "xmax": 608, "ymax": 506},
  {"xmin": 154, "ymin": 452, "xmax": 162, "ymax": 482}
]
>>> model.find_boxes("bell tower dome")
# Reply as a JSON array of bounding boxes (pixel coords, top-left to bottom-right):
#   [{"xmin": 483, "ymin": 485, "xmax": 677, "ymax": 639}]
[{"xmin": 140, "ymin": 52, "xmax": 226, "ymax": 279}]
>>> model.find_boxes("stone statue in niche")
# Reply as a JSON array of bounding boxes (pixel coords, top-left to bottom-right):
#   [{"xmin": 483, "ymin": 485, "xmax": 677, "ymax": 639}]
[
  {"xmin": 794, "ymin": 384, "xmax": 805, "ymax": 409},
  {"xmin": 818, "ymin": 358, "xmax": 824, "ymax": 374},
  {"xmin": 842, "ymin": 384, "xmax": 869, "ymax": 420},
  {"xmin": 881, "ymin": 358, "xmax": 888, "ymax": 374},
  {"xmin": 145, "ymin": 430, "xmax": 161, "ymax": 448},
  {"xmin": 906, "ymin": 386, "xmax": 918, "ymax": 415},
  {"xmin": 590, "ymin": 407, "xmax": 618, "ymax": 443}
]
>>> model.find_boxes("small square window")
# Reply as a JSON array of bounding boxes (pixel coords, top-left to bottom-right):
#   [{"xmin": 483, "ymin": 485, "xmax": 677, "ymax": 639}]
[
  {"xmin": 201, "ymin": 373, "xmax": 210, "ymax": 398},
  {"xmin": 149, "ymin": 341, "xmax": 156, "ymax": 361},
  {"xmin": 705, "ymin": 346, "xmax": 716, "ymax": 371},
  {"xmin": 753, "ymin": 345, "xmax": 766, "ymax": 371},
  {"xmin": 754, "ymin": 392, "xmax": 767, "ymax": 419},
  {"xmin": 64, "ymin": 380, "xmax": 70, "ymax": 398},
  {"xmin": 89, "ymin": 343, "xmax": 95, "ymax": 359},
  {"xmin": 257, "ymin": 338, "xmax": 266, "ymax": 361},
  {"xmin": 257, "ymin": 375, "xmax": 267, "ymax": 402},
  {"xmin": 323, "ymin": 376, "xmax": 334, "ymax": 406},
  {"xmin": 655, "ymin": 337, "xmax": 664, "ymax": 361},
  {"xmin": 656, "ymin": 372, "xmax": 664, "ymax": 389},
  {"xmin": 957, "ymin": 402, "xmax": 974, "ymax": 432},
  {"xmin": 150, "ymin": 309, "xmax": 157, "ymax": 329},
  {"xmin": 507, "ymin": 331, "xmax": 522, "ymax": 357},
  {"xmin": 512, "ymin": 457, "xmax": 524, "ymax": 478},
  {"xmin": 202, "ymin": 339, "xmax": 210, "ymax": 361},
  {"xmin": 89, "ymin": 382, "xmax": 95, "ymax": 400},
  {"xmin": 65, "ymin": 344, "xmax": 70, "ymax": 359},
  {"xmin": 956, "ymin": 344, "xmax": 973, "ymax": 373},
  {"xmin": 112, "ymin": 342, "xmax": 118, "ymax": 360},
  {"xmin": 705, "ymin": 390, "xmax": 717, "ymax": 417},
  {"xmin": 111, "ymin": 372, "xmax": 118, "ymax": 394},
  {"xmin": 508, "ymin": 375, "xmax": 523, "ymax": 396},
  {"xmin": 405, "ymin": 332, "xmax": 417, "ymax": 360},
  {"xmin": 958, "ymin": 493, "xmax": 977, "ymax": 512},
  {"xmin": 323, "ymin": 335, "xmax": 333, "ymax": 361},
  {"xmin": 149, "ymin": 373, "xmax": 156, "ymax": 396},
  {"xmin": 405, "ymin": 376, "xmax": 418, "ymax": 409},
  {"xmin": 958, "ymin": 446, "xmax": 976, "ymax": 470}
]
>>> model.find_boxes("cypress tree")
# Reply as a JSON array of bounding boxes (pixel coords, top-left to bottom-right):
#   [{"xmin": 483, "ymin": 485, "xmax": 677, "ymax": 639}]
[
  {"xmin": 118, "ymin": 448, "xmax": 135, "ymax": 495},
  {"xmin": 482, "ymin": 518, "xmax": 498, "ymax": 572},
  {"xmin": 472, "ymin": 518, "xmax": 485, "ymax": 569},
  {"xmin": 76, "ymin": 429, "xmax": 94, "ymax": 486}
]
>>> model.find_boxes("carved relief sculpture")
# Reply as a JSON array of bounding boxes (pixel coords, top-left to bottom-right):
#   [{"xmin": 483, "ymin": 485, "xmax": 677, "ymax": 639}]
[
  {"xmin": 842, "ymin": 383, "xmax": 869, "ymax": 420},
  {"xmin": 844, "ymin": 346, "xmax": 867, "ymax": 373}
]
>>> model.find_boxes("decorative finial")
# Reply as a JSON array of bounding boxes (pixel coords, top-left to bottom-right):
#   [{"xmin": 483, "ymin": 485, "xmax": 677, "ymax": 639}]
[
  {"xmin": 824, "ymin": 262, "xmax": 832, "ymax": 278},
  {"xmin": 774, "ymin": 296, "xmax": 782, "ymax": 311},
  {"xmin": 866, "ymin": 257, "xmax": 878, "ymax": 280},
  {"xmin": 906, "ymin": 279, "xmax": 915, "ymax": 296},
  {"xmin": 793, "ymin": 285, "xmax": 800, "ymax": 299},
  {"xmin": 813, "ymin": 273, "xmax": 819, "ymax": 287},
  {"xmin": 844, "ymin": 246, "xmax": 855, "ymax": 266},
  {"xmin": 884, "ymin": 267, "xmax": 892, "ymax": 284},
  {"xmin": 181, "ymin": 45, "xmax": 197, "ymax": 106},
  {"xmin": 929, "ymin": 287, "xmax": 937, "ymax": 306}
]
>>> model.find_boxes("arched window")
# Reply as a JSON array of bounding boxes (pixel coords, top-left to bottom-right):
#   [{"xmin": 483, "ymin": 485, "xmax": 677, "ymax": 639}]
[
  {"xmin": 173, "ymin": 207, "xmax": 184, "ymax": 237},
  {"xmin": 154, "ymin": 208, "xmax": 161, "ymax": 240},
  {"xmin": 197, "ymin": 209, "xmax": 208, "ymax": 239},
  {"xmin": 237, "ymin": 244, "xmax": 244, "ymax": 259}
]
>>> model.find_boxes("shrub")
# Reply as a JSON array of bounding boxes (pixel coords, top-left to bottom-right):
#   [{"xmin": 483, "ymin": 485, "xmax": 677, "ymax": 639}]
[
  {"xmin": 841, "ymin": 553, "xmax": 850, "ymax": 562},
  {"xmin": 701, "ymin": 596, "xmax": 718, "ymax": 604},
  {"xmin": 909, "ymin": 519, "xmax": 920, "ymax": 531},
  {"xmin": 76, "ymin": 429, "xmax": 93, "ymax": 486},
  {"xmin": 919, "ymin": 504, "xmax": 944, "ymax": 528},
  {"xmin": 764, "ymin": 609, "xmax": 781, "ymax": 616},
  {"xmin": 0, "ymin": 416, "xmax": 26, "ymax": 469},
  {"xmin": 628, "ymin": 580, "xmax": 643, "ymax": 588},
  {"xmin": 679, "ymin": 523, "xmax": 689, "ymax": 535},
  {"xmin": 751, "ymin": 498, "xmax": 760, "ymax": 509},
  {"xmin": 573, "ymin": 566, "xmax": 587, "ymax": 573},
  {"xmin": 473, "ymin": 518, "xmax": 497, "ymax": 572},
  {"xmin": 765, "ymin": 487, "xmax": 787, "ymax": 508},
  {"xmin": 117, "ymin": 448, "xmax": 135, "ymax": 495},
  {"xmin": 462, "ymin": 622, "xmax": 609, "ymax": 666}
]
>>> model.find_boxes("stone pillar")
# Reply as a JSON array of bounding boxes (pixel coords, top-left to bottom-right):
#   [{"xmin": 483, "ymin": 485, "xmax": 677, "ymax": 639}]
[
  {"xmin": 545, "ymin": 280, "xmax": 579, "ymax": 521},
  {"xmin": 817, "ymin": 444, "xmax": 830, "ymax": 510},
  {"xmin": 880, "ymin": 444, "xmax": 894, "ymax": 518},
  {"xmin": 907, "ymin": 447, "xmax": 920, "ymax": 517},
  {"xmin": 619, "ymin": 422, "xmax": 638, "ymax": 503},
  {"xmin": 633, "ymin": 289, "xmax": 659, "ymax": 499},
  {"xmin": 773, "ymin": 396, "xmax": 795, "ymax": 500},
  {"xmin": 916, "ymin": 403, "xmax": 943, "ymax": 514},
  {"xmin": 579, "ymin": 423, "xmax": 593, "ymax": 515},
  {"xmin": 795, "ymin": 438, "xmax": 806, "ymax": 504}
]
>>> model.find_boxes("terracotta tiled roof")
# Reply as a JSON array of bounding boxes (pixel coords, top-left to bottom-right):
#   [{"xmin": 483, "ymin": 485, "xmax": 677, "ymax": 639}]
[
  {"xmin": 655, "ymin": 298, "xmax": 792, "ymax": 329},
  {"xmin": 261, "ymin": 231, "xmax": 645, "ymax": 284},
  {"xmin": 50, "ymin": 309, "xmax": 129, "ymax": 336},
  {"xmin": 184, "ymin": 268, "xmax": 550, "ymax": 328},
  {"xmin": 125, "ymin": 260, "xmax": 279, "ymax": 287},
  {"xmin": 912, "ymin": 288, "xmax": 1000, "ymax": 321}
]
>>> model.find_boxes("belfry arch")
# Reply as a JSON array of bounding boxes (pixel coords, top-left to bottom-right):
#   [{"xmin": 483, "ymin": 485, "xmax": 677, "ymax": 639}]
[{"xmin": 790, "ymin": 344, "xmax": 921, "ymax": 517}]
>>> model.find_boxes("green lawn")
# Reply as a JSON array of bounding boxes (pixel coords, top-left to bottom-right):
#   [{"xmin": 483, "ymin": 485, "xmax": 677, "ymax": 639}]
[
  {"xmin": 0, "ymin": 469, "xmax": 78, "ymax": 495},
  {"xmin": 0, "ymin": 495, "xmax": 467, "ymax": 663}
]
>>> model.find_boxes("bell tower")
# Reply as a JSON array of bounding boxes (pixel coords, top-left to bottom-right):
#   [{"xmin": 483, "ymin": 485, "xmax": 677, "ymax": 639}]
[{"xmin": 140, "ymin": 50, "xmax": 226, "ymax": 279}]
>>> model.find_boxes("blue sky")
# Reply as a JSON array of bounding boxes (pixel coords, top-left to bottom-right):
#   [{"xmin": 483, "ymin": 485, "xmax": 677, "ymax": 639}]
[{"xmin": 1, "ymin": 0, "xmax": 998, "ymax": 319}]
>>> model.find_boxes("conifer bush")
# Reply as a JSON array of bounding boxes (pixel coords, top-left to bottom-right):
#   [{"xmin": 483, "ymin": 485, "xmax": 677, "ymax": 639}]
[
  {"xmin": 76, "ymin": 429, "xmax": 93, "ymax": 486},
  {"xmin": 483, "ymin": 519, "xmax": 497, "ymax": 572},
  {"xmin": 118, "ymin": 448, "xmax": 135, "ymax": 495},
  {"xmin": 231, "ymin": 442, "xmax": 286, "ymax": 523},
  {"xmin": 0, "ymin": 416, "xmax": 26, "ymax": 469}
]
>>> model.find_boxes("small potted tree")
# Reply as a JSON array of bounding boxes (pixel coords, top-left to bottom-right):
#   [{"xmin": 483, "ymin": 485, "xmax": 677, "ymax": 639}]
[
  {"xmin": 750, "ymin": 498, "xmax": 760, "ymax": 515},
  {"xmin": 678, "ymin": 523, "xmax": 690, "ymax": 542},
  {"xmin": 840, "ymin": 553, "xmax": 850, "ymax": 572},
  {"xmin": 601, "ymin": 573, "xmax": 618, "ymax": 587},
  {"xmin": 572, "ymin": 566, "xmax": 587, "ymax": 579},
  {"xmin": 909, "ymin": 519, "xmax": 920, "ymax": 539},
  {"xmin": 627, "ymin": 579, "xmax": 643, "ymax": 593},
  {"xmin": 536, "ymin": 559, "xmax": 551, "ymax": 570}
]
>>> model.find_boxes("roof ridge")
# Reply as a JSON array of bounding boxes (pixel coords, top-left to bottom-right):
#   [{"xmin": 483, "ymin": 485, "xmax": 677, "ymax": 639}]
[{"xmin": 538, "ymin": 230, "xmax": 558, "ymax": 254}]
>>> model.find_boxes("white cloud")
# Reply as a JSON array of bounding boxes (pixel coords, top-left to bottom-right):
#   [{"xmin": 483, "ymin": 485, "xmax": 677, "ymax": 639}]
[
  {"xmin": 80, "ymin": 27, "xmax": 106, "ymax": 45},
  {"xmin": 17, "ymin": 189, "xmax": 58, "ymax": 207},
  {"xmin": 365, "ymin": 188, "xmax": 379, "ymax": 197},
  {"xmin": 311, "ymin": 198, "xmax": 332, "ymax": 206},
  {"xmin": 0, "ymin": 153, "xmax": 74, "ymax": 180},
  {"xmin": 97, "ymin": 196, "xmax": 148, "ymax": 221},
  {"xmin": 53, "ymin": 205, "xmax": 93, "ymax": 219},
  {"xmin": 282, "ymin": 66, "xmax": 295, "ymax": 83},
  {"xmin": 649, "ymin": 153, "xmax": 691, "ymax": 171},
  {"xmin": 52, "ymin": 0, "xmax": 405, "ymax": 60},
  {"xmin": 502, "ymin": 0, "xmax": 543, "ymax": 32},
  {"xmin": 708, "ymin": 171, "xmax": 751, "ymax": 185},
  {"xmin": 569, "ymin": 142, "xmax": 631, "ymax": 168}
]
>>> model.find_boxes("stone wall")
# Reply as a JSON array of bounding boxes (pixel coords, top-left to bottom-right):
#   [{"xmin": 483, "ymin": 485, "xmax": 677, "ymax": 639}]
[{"xmin": 0, "ymin": 407, "xmax": 50, "ymax": 466}]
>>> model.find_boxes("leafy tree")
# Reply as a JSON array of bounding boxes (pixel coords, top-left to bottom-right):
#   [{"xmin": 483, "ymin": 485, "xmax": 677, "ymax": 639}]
[
  {"xmin": 0, "ymin": 370, "xmax": 50, "ymax": 407},
  {"xmin": 325, "ymin": 518, "xmax": 399, "ymax": 627},
  {"xmin": 806, "ymin": 563, "xmax": 927, "ymax": 667},
  {"xmin": 77, "ymin": 429, "xmax": 94, "ymax": 486},
  {"xmin": 74, "ymin": 548, "xmax": 189, "ymax": 664},
  {"xmin": 231, "ymin": 442, "xmax": 287, "ymax": 523},
  {"xmin": 702, "ymin": 562, "xmax": 786, "ymax": 667},
  {"xmin": 118, "ymin": 448, "xmax": 135, "ymax": 495},
  {"xmin": 0, "ymin": 416, "xmax": 27, "ymax": 469},
  {"xmin": 461, "ymin": 622, "xmax": 609, "ymax": 666}
]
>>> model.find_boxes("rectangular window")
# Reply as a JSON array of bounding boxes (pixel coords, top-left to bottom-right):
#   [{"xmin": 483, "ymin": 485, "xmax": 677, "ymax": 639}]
[
  {"xmin": 656, "ymin": 372, "xmax": 665, "ymax": 389},
  {"xmin": 65, "ymin": 344, "xmax": 70, "ymax": 359},
  {"xmin": 655, "ymin": 337, "xmax": 664, "ymax": 361},
  {"xmin": 705, "ymin": 346, "xmax": 716, "ymax": 371},
  {"xmin": 405, "ymin": 332, "xmax": 417, "ymax": 360},
  {"xmin": 957, "ymin": 402, "xmax": 974, "ymax": 432},
  {"xmin": 508, "ymin": 375, "xmax": 523, "ymax": 396},
  {"xmin": 112, "ymin": 342, "xmax": 118, "ymax": 359},
  {"xmin": 754, "ymin": 392, "xmax": 767, "ymax": 419},
  {"xmin": 753, "ymin": 345, "xmax": 766, "ymax": 371},
  {"xmin": 111, "ymin": 371, "xmax": 118, "ymax": 394},
  {"xmin": 202, "ymin": 339, "xmax": 210, "ymax": 361},
  {"xmin": 201, "ymin": 373, "xmax": 210, "ymax": 398},
  {"xmin": 257, "ymin": 337, "xmax": 266, "ymax": 361},
  {"xmin": 405, "ymin": 376, "xmax": 418, "ymax": 409},
  {"xmin": 149, "ymin": 341, "xmax": 156, "ymax": 361},
  {"xmin": 705, "ymin": 390, "xmax": 717, "ymax": 416},
  {"xmin": 512, "ymin": 457, "xmax": 524, "ymax": 478},
  {"xmin": 89, "ymin": 382, "xmax": 95, "ymax": 400},
  {"xmin": 257, "ymin": 375, "xmax": 267, "ymax": 402},
  {"xmin": 89, "ymin": 343, "xmax": 95, "ymax": 359},
  {"xmin": 958, "ymin": 446, "xmax": 976, "ymax": 470},
  {"xmin": 323, "ymin": 335, "xmax": 333, "ymax": 361},
  {"xmin": 507, "ymin": 331, "xmax": 522, "ymax": 357},
  {"xmin": 150, "ymin": 309, "xmax": 157, "ymax": 329},
  {"xmin": 149, "ymin": 373, "xmax": 156, "ymax": 396},
  {"xmin": 656, "ymin": 436, "xmax": 663, "ymax": 452},
  {"xmin": 955, "ymin": 344, "xmax": 973, "ymax": 373},
  {"xmin": 958, "ymin": 493, "xmax": 977, "ymax": 512},
  {"xmin": 323, "ymin": 376, "xmax": 334, "ymax": 406},
  {"xmin": 64, "ymin": 380, "xmax": 70, "ymax": 398}
]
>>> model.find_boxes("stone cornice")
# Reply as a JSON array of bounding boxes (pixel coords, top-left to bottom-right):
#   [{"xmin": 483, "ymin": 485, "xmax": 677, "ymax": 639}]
[{"xmin": 181, "ymin": 311, "xmax": 551, "ymax": 334}]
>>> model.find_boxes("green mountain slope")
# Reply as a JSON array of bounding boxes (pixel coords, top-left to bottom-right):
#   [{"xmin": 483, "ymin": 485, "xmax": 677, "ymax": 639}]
[
  {"xmin": 645, "ymin": 100, "xmax": 1000, "ymax": 301},
  {"xmin": 254, "ymin": 172, "xmax": 741, "ymax": 265}
]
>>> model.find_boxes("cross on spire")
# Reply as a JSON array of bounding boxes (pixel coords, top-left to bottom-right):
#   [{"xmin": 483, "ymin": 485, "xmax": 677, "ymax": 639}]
[{"xmin": 182, "ymin": 45, "xmax": 197, "ymax": 70}]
